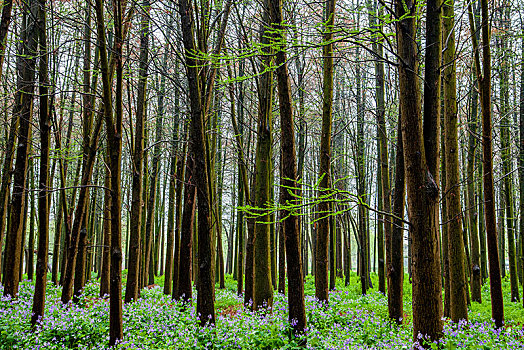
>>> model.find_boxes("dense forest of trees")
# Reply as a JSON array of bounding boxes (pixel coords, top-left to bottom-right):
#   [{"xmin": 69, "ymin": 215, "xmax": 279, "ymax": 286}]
[{"xmin": 0, "ymin": 0, "xmax": 523, "ymax": 347}]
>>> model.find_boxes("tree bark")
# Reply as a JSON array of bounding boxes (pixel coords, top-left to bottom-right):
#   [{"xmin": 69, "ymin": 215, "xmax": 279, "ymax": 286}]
[
  {"xmin": 94, "ymin": 0, "xmax": 124, "ymax": 343},
  {"xmin": 468, "ymin": 0, "xmax": 504, "ymax": 328},
  {"xmin": 253, "ymin": 0, "xmax": 274, "ymax": 311},
  {"xmin": 270, "ymin": 0, "xmax": 307, "ymax": 337},
  {"xmin": 164, "ymin": 124, "xmax": 179, "ymax": 295},
  {"xmin": 396, "ymin": 0, "xmax": 443, "ymax": 342},
  {"xmin": 144, "ymin": 89, "xmax": 163, "ymax": 286},
  {"xmin": 497, "ymin": 3, "xmax": 518, "ymax": 303},
  {"xmin": 125, "ymin": 0, "xmax": 150, "ymax": 303},
  {"xmin": 3, "ymin": 0, "xmax": 39, "ymax": 297},
  {"xmin": 0, "ymin": 115, "xmax": 18, "ymax": 282},
  {"xmin": 99, "ymin": 165, "xmax": 111, "ymax": 297},
  {"xmin": 443, "ymin": 0, "xmax": 468, "ymax": 321},
  {"xmin": 468, "ymin": 63, "xmax": 482, "ymax": 303},
  {"xmin": 31, "ymin": 0, "xmax": 50, "ymax": 325},
  {"xmin": 0, "ymin": 0, "xmax": 14, "ymax": 78},
  {"xmin": 367, "ymin": 0, "xmax": 388, "ymax": 297},
  {"xmin": 172, "ymin": 123, "xmax": 186, "ymax": 296},
  {"xmin": 178, "ymin": 0, "xmax": 215, "ymax": 325},
  {"xmin": 175, "ymin": 155, "xmax": 196, "ymax": 301},
  {"xmin": 388, "ymin": 121, "xmax": 404, "ymax": 324},
  {"xmin": 315, "ymin": 0, "xmax": 335, "ymax": 304},
  {"xmin": 519, "ymin": 26, "xmax": 524, "ymax": 307},
  {"xmin": 27, "ymin": 169, "xmax": 35, "ymax": 281}
]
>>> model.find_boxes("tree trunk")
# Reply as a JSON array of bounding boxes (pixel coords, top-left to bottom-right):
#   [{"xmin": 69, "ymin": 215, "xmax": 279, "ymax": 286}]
[
  {"xmin": 213, "ymin": 113, "xmax": 226, "ymax": 289},
  {"xmin": 226, "ymin": 62, "xmax": 248, "ymax": 297},
  {"xmin": 315, "ymin": 0, "xmax": 335, "ymax": 304},
  {"xmin": 329, "ymin": 205, "xmax": 336, "ymax": 290},
  {"xmin": 253, "ymin": 0, "xmax": 274, "ymax": 311},
  {"xmin": 497, "ymin": 4, "xmax": 518, "ymax": 302},
  {"xmin": 396, "ymin": 0, "xmax": 443, "ymax": 342},
  {"xmin": 164, "ymin": 119, "xmax": 179, "ymax": 295},
  {"xmin": 367, "ymin": 0, "xmax": 388, "ymax": 297},
  {"xmin": 519, "ymin": 26, "xmax": 524, "ymax": 307},
  {"xmin": 175, "ymin": 155, "xmax": 196, "ymax": 301},
  {"xmin": 27, "ymin": 168, "xmax": 35, "ymax": 280},
  {"xmin": 0, "ymin": 0, "xmax": 14, "ymax": 78},
  {"xmin": 270, "ymin": 0, "xmax": 307, "ymax": 337},
  {"xmin": 73, "ymin": 226, "xmax": 87, "ymax": 302},
  {"xmin": 442, "ymin": 2, "xmax": 468, "ymax": 322},
  {"xmin": 125, "ymin": 0, "xmax": 150, "ymax": 303},
  {"xmin": 94, "ymin": 0, "xmax": 125, "ymax": 343},
  {"xmin": 468, "ymin": 63, "xmax": 482, "ymax": 303},
  {"xmin": 0, "ymin": 115, "xmax": 18, "ymax": 282},
  {"xmin": 468, "ymin": 0, "xmax": 504, "ymax": 328},
  {"xmin": 31, "ymin": 0, "xmax": 50, "ymax": 324},
  {"xmin": 443, "ymin": 0, "xmax": 468, "ymax": 321},
  {"xmin": 99, "ymin": 163, "xmax": 111, "ymax": 297},
  {"xmin": 172, "ymin": 124, "xmax": 186, "ymax": 296},
  {"xmin": 278, "ymin": 210, "xmax": 286, "ymax": 294},
  {"xmin": 388, "ymin": 121, "xmax": 404, "ymax": 324},
  {"xmin": 3, "ymin": 0, "xmax": 39, "ymax": 297},
  {"xmin": 178, "ymin": 0, "xmax": 215, "ymax": 324},
  {"xmin": 356, "ymin": 54, "xmax": 368, "ymax": 295},
  {"xmin": 144, "ymin": 100, "xmax": 163, "ymax": 286}
]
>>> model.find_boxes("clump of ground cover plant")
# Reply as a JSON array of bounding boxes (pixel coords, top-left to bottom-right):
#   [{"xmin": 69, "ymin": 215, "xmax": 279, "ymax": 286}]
[{"xmin": 0, "ymin": 272, "xmax": 523, "ymax": 349}]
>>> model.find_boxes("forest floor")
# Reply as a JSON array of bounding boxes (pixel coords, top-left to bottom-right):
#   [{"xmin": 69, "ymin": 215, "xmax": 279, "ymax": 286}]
[{"xmin": 1, "ymin": 272, "xmax": 524, "ymax": 349}]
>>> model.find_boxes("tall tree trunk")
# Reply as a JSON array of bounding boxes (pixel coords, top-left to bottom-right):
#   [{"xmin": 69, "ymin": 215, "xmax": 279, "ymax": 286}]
[
  {"xmin": 277, "ymin": 207, "xmax": 286, "ymax": 294},
  {"xmin": 356, "ymin": 51, "xmax": 368, "ymax": 295},
  {"xmin": 367, "ymin": 0, "xmax": 388, "ymax": 297},
  {"xmin": 468, "ymin": 0, "xmax": 504, "ymax": 328},
  {"xmin": 3, "ymin": 0, "xmax": 39, "ymax": 297},
  {"xmin": 164, "ymin": 140, "xmax": 177, "ymax": 294},
  {"xmin": 94, "ymin": 0, "xmax": 124, "ymax": 343},
  {"xmin": 144, "ymin": 101, "xmax": 163, "ymax": 286},
  {"xmin": 174, "ymin": 155, "xmax": 196, "ymax": 301},
  {"xmin": 73, "ymin": 225, "xmax": 87, "ymax": 302},
  {"xmin": 31, "ymin": 0, "xmax": 50, "ymax": 325},
  {"xmin": 468, "ymin": 63, "xmax": 482, "ymax": 302},
  {"xmin": 270, "ymin": 0, "xmax": 307, "ymax": 337},
  {"xmin": 215, "ymin": 130, "xmax": 226, "ymax": 289},
  {"xmin": 164, "ymin": 113, "xmax": 180, "ymax": 295},
  {"xmin": 253, "ymin": 0, "xmax": 274, "ymax": 311},
  {"xmin": 74, "ymin": 131, "xmax": 93, "ymax": 301},
  {"xmin": 0, "ymin": 0, "xmax": 14, "ymax": 78},
  {"xmin": 125, "ymin": 0, "xmax": 150, "ymax": 303},
  {"xmin": 497, "ymin": 181, "xmax": 505, "ymax": 278},
  {"xmin": 443, "ymin": 0, "xmax": 468, "ymax": 321},
  {"xmin": 294, "ymin": 22, "xmax": 307, "ymax": 281},
  {"xmin": 226, "ymin": 62, "xmax": 248, "ymax": 297},
  {"xmin": 100, "ymin": 166, "xmax": 111, "ymax": 297},
  {"xmin": 315, "ymin": 0, "xmax": 335, "ymax": 303},
  {"xmin": 178, "ymin": 0, "xmax": 215, "ymax": 325},
  {"xmin": 388, "ymin": 122, "xmax": 404, "ymax": 324},
  {"xmin": 498, "ymin": 2, "xmax": 518, "ymax": 302},
  {"xmin": 27, "ymin": 168, "xmax": 35, "ymax": 280},
  {"xmin": 396, "ymin": 0, "xmax": 443, "ymax": 342},
  {"xmin": 519, "ymin": 26, "xmax": 524, "ymax": 307},
  {"xmin": 243, "ymin": 126, "xmax": 257, "ymax": 305},
  {"xmin": 329, "ymin": 204, "xmax": 336, "ymax": 290},
  {"xmin": 0, "ymin": 115, "xmax": 18, "ymax": 283},
  {"xmin": 172, "ymin": 122, "xmax": 186, "ymax": 297},
  {"xmin": 19, "ymin": 175, "xmax": 30, "ymax": 281}
]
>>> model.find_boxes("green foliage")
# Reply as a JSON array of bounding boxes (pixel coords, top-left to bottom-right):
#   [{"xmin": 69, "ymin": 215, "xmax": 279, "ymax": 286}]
[{"xmin": 469, "ymin": 275, "xmax": 524, "ymax": 325}]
